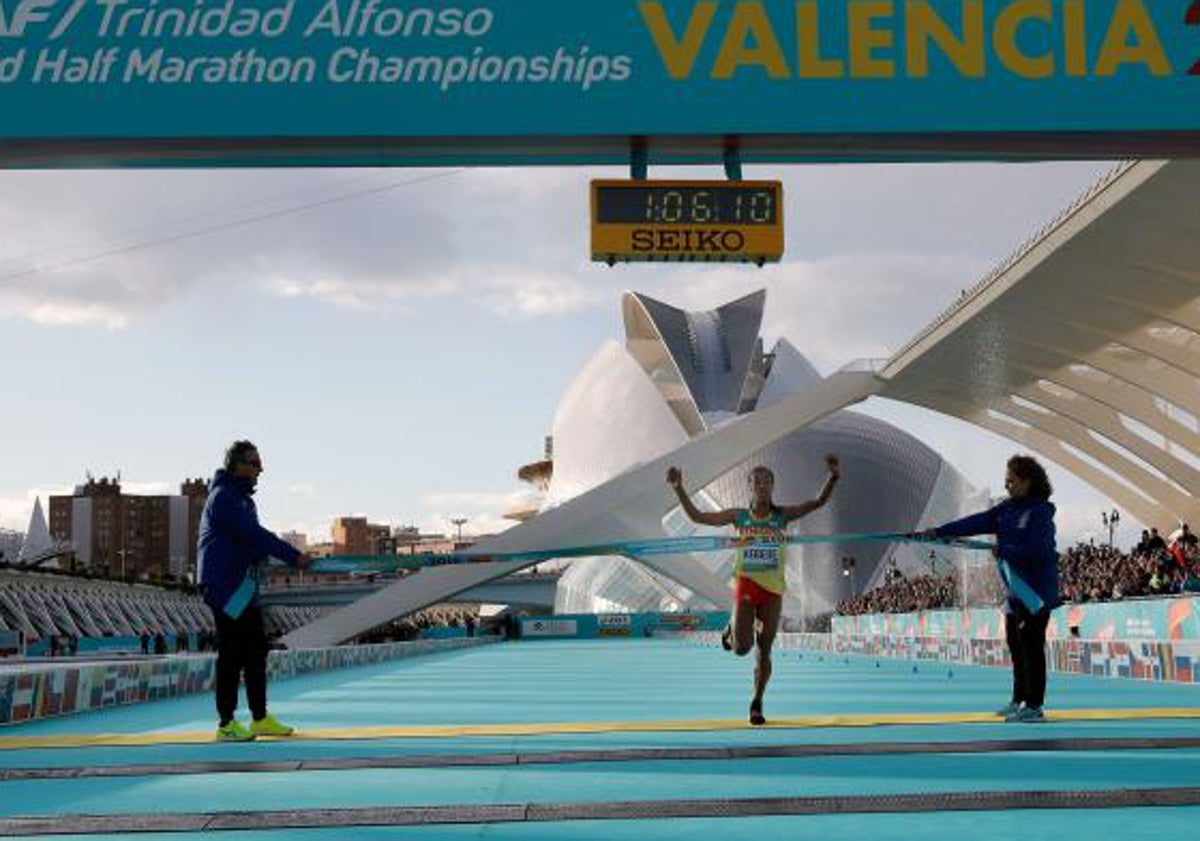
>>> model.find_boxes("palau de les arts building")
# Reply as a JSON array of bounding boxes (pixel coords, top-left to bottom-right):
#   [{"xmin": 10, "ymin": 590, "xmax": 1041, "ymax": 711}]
[{"xmin": 523, "ymin": 289, "xmax": 988, "ymax": 623}]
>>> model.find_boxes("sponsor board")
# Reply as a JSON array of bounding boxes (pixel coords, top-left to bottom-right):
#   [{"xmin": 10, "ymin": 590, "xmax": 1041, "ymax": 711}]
[
  {"xmin": 522, "ymin": 618, "xmax": 579, "ymax": 638},
  {"xmin": 597, "ymin": 614, "xmax": 632, "ymax": 637}
]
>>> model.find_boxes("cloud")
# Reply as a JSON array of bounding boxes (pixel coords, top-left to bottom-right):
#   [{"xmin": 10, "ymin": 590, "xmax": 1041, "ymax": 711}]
[
  {"xmin": 0, "ymin": 295, "xmax": 133, "ymax": 329},
  {"xmin": 0, "ymin": 488, "xmax": 72, "ymax": 531},
  {"xmin": 119, "ymin": 481, "xmax": 174, "ymax": 496},
  {"xmin": 0, "ymin": 496, "xmax": 33, "ymax": 532},
  {"xmin": 480, "ymin": 271, "xmax": 607, "ymax": 317},
  {"xmin": 0, "ymin": 262, "xmax": 182, "ymax": 330},
  {"xmin": 417, "ymin": 490, "xmax": 527, "ymax": 537},
  {"xmin": 0, "ymin": 162, "xmax": 1110, "ymax": 333},
  {"xmin": 265, "ymin": 273, "xmax": 461, "ymax": 313},
  {"xmin": 263, "ymin": 266, "xmax": 602, "ymax": 319},
  {"xmin": 645, "ymin": 252, "xmax": 990, "ymax": 372},
  {"xmin": 0, "ymin": 168, "xmax": 597, "ymax": 327}
]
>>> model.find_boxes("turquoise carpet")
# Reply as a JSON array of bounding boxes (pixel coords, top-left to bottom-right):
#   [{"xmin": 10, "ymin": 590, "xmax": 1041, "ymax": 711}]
[{"xmin": 1, "ymin": 639, "xmax": 1198, "ymax": 838}]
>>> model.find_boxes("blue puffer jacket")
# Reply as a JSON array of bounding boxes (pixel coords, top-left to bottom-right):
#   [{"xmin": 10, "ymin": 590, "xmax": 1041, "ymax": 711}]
[
  {"xmin": 935, "ymin": 496, "xmax": 1060, "ymax": 614},
  {"xmin": 197, "ymin": 470, "xmax": 301, "ymax": 618}
]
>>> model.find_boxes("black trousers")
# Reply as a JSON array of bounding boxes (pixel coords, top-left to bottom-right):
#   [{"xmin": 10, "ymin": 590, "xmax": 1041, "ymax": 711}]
[
  {"xmin": 212, "ymin": 604, "xmax": 268, "ymax": 724},
  {"xmin": 1005, "ymin": 606, "xmax": 1051, "ymax": 709}
]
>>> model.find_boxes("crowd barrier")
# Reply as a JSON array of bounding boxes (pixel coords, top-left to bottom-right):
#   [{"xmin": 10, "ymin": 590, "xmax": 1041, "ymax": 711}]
[
  {"xmin": 0, "ymin": 636, "xmax": 499, "ymax": 726},
  {"xmin": 829, "ymin": 633, "xmax": 1200, "ymax": 683},
  {"xmin": 832, "ymin": 595, "xmax": 1200, "ymax": 642},
  {"xmin": 681, "ymin": 596, "xmax": 1200, "ymax": 686},
  {"xmin": 690, "ymin": 628, "xmax": 1200, "ymax": 684}
]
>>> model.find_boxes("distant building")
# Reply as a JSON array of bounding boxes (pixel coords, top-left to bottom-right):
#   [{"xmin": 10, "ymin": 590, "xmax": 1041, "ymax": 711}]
[
  {"xmin": 0, "ymin": 528, "xmax": 22, "ymax": 564},
  {"xmin": 393, "ymin": 526, "xmax": 459, "ymax": 555},
  {"xmin": 308, "ymin": 542, "xmax": 335, "ymax": 559},
  {"xmin": 281, "ymin": 532, "xmax": 309, "ymax": 552},
  {"xmin": 332, "ymin": 517, "xmax": 393, "ymax": 556},
  {"xmin": 48, "ymin": 476, "xmax": 208, "ymax": 580}
]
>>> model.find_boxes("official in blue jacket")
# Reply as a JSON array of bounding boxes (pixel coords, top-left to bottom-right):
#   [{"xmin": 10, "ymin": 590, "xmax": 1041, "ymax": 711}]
[
  {"xmin": 198, "ymin": 440, "xmax": 310, "ymax": 742},
  {"xmin": 927, "ymin": 455, "xmax": 1060, "ymax": 723}
]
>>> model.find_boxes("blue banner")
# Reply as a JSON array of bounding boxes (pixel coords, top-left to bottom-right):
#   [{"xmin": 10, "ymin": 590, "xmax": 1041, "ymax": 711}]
[
  {"xmin": 521, "ymin": 611, "xmax": 729, "ymax": 639},
  {"xmin": 0, "ymin": 0, "xmax": 1196, "ymax": 154}
]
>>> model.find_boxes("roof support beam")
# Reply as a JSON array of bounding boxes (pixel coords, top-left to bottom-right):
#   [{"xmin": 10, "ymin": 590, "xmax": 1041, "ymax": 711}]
[
  {"xmin": 1006, "ymin": 361, "xmax": 1200, "ymax": 460},
  {"xmin": 904, "ymin": 393, "xmax": 1175, "ymax": 527},
  {"xmin": 990, "ymin": 398, "xmax": 1198, "ymax": 511},
  {"xmin": 1004, "ymin": 389, "xmax": 1200, "ymax": 497},
  {"xmin": 910, "ymin": 384, "xmax": 1186, "ymax": 513},
  {"xmin": 1016, "ymin": 336, "xmax": 1200, "ymax": 420}
]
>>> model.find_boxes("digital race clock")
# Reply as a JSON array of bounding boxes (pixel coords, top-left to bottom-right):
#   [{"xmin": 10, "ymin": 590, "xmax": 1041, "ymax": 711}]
[{"xmin": 591, "ymin": 180, "xmax": 784, "ymax": 265}]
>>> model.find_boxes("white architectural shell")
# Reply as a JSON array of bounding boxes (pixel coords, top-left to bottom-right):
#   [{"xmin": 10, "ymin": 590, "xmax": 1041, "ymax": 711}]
[{"xmin": 554, "ymin": 291, "xmax": 986, "ymax": 619}]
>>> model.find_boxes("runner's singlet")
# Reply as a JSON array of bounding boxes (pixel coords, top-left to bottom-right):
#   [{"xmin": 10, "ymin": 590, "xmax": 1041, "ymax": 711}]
[{"xmin": 734, "ymin": 508, "xmax": 788, "ymax": 595}]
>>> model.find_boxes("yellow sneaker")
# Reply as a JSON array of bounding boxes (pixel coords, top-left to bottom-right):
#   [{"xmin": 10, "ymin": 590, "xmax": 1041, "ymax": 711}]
[
  {"xmin": 250, "ymin": 714, "xmax": 295, "ymax": 737},
  {"xmin": 216, "ymin": 720, "xmax": 256, "ymax": 742}
]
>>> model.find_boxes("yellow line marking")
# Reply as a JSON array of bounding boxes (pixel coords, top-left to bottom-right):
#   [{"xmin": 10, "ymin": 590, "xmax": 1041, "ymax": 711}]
[{"xmin": 3, "ymin": 708, "xmax": 1200, "ymax": 751}]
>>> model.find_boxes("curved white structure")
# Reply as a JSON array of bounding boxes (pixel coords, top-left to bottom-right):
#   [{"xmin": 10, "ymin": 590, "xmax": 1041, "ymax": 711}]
[
  {"xmin": 545, "ymin": 341, "xmax": 690, "ymax": 509},
  {"xmin": 878, "ymin": 161, "xmax": 1200, "ymax": 528}
]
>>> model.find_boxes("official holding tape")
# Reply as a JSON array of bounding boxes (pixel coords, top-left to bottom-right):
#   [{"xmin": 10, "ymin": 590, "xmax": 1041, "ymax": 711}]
[
  {"xmin": 198, "ymin": 440, "xmax": 311, "ymax": 742},
  {"xmin": 922, "ymin": 455, "xmax": 1060, "ymax": 723}
]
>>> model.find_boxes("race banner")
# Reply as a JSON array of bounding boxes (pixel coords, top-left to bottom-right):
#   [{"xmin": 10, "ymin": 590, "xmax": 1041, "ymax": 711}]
[{"xmin": 0, "ymin": 1, "xmax": 1196, "ymax": 162}]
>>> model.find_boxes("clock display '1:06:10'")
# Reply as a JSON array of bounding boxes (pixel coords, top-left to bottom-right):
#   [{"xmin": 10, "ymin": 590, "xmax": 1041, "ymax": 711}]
[{"xmin": 598, "ymin": 186, "xmax": 778, "ymax": 225}]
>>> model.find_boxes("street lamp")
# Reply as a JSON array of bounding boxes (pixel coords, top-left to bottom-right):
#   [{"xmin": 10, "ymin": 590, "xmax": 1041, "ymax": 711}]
[
  {"xmin": 450, "ymin": 518, "xmax": 468, "ymax": 543},
  {"xmin": 1101, "ymin": 509, "xmax": 1121, "ymax": 548}
]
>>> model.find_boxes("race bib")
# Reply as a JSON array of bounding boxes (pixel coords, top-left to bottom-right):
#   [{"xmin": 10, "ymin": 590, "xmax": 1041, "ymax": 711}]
[{"xmin": 741, "ymin": 543, "xmax": 781, "ymax": 571}]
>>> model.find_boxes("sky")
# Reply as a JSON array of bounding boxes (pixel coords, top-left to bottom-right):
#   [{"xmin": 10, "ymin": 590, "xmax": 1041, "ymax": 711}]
[{"xmin": 0, "ymin": 160, "xmax": 1152, "ymax": 550}]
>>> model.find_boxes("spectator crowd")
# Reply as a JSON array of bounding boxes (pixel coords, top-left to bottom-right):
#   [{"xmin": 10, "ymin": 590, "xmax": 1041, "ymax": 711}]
[
  {"xmin": 837, "ymin": 525, "xmax": 1200, "ymax": 616},
  {"xmin": 837, "ymin": 573, "xmax": 961, "ymax": 616}
]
